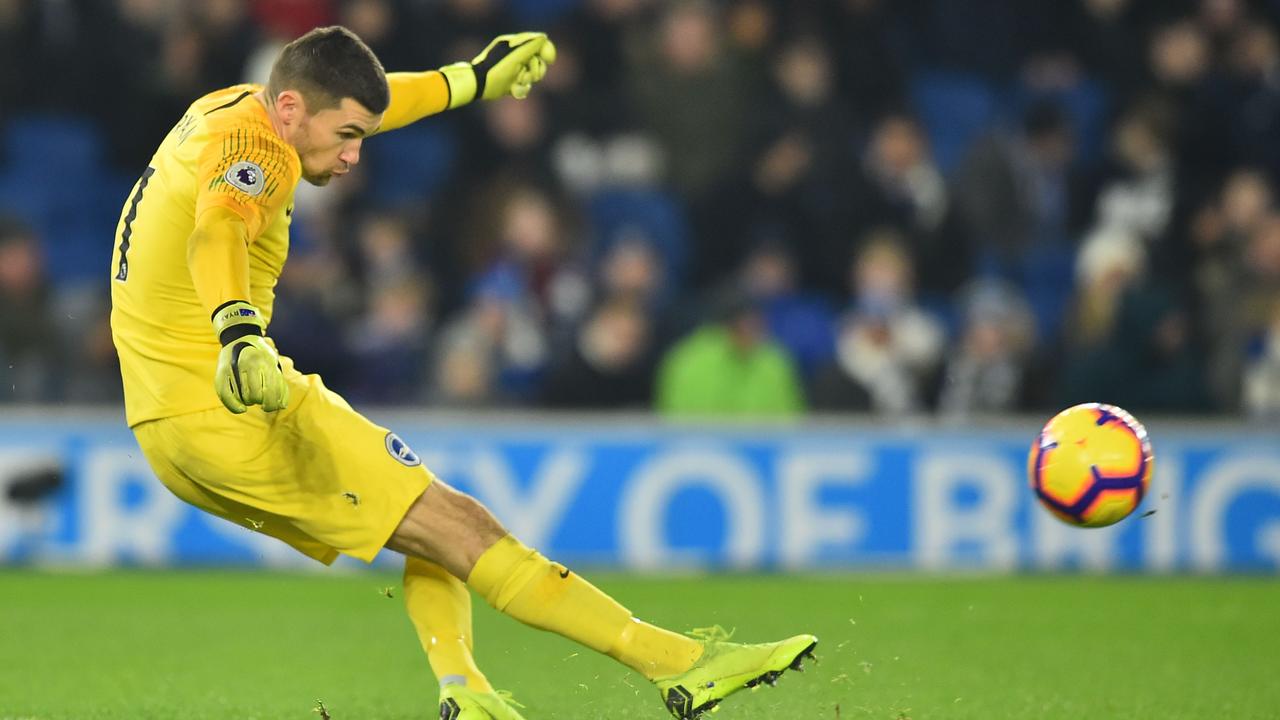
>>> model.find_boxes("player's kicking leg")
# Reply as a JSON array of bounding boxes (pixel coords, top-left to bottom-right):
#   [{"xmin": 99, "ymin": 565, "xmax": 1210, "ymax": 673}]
[
  {"xmin": 651, "ymin": 629, "xmax": 818, "ymax": 718},
  {"xmin": 387, "ymin": 480, "xmax": 817, "ymax": 719}
]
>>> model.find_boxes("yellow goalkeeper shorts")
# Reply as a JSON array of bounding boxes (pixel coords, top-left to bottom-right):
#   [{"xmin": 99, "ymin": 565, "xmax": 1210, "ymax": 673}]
[{"xmin": 133, "ymin": 371, "xmax": 435, "ymax": 564}]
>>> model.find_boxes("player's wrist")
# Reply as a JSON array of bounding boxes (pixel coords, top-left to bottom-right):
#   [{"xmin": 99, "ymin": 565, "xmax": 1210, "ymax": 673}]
[
  {"xmin": 439, "ymin": 62, "xmax": 477, "ymax": 109},
  {"xmin": 211, "ymin": 300, "xmax": 266, "ymax": 346}
]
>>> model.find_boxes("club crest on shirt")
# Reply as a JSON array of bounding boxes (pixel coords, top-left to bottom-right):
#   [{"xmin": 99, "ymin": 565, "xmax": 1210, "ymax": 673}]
[
  {"xmin": 225, "ymin": 160, "xmax": 265, "ymax": 196},
  {"xmin": 384, "ymin": 432, "xmax": 421, "ymax": 467}
]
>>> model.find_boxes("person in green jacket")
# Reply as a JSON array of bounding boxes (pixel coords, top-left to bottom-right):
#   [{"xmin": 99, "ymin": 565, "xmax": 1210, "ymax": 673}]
[{"xmin": 656, "ymin": 290, "xmax": 806, "ymax": 417}]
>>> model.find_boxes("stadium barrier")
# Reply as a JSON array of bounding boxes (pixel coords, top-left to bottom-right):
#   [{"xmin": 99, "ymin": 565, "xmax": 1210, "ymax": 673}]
[{"xmin": 1, "ymin": 410, "xmax": 1277, "ymax": 572}]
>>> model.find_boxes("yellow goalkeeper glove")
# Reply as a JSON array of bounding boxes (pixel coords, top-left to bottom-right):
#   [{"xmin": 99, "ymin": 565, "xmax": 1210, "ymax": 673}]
[
  {"xmin": 211, "ymin": 300, "xmax": 289, "ymax": 414},
  {"xmin": 439, "ymin": 32, "xmax": 557, "ymax": 109}
]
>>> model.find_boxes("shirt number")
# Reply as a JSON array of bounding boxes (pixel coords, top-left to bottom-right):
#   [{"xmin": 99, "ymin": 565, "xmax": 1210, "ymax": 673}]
[{"xmin": 114, "ymin": 166, "xmax": 156, "ymax": 282}]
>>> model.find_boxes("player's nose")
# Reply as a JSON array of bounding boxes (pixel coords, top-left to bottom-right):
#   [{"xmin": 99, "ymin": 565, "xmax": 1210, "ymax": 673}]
[{"xmin": 339, "ymin": 140, "xmax": 362, "ymax": 166}]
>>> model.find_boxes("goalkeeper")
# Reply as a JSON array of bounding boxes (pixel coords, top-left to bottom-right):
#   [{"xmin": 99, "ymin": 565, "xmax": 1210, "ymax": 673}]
[{"xmin": 109, "ymin": 26, "xmax": 814, "ymax": 719}]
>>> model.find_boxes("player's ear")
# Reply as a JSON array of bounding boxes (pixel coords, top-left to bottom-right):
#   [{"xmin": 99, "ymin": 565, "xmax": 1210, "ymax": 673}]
[{"xmin": 274, "ymin": 90, "xmax": 305, "ymax": 126}]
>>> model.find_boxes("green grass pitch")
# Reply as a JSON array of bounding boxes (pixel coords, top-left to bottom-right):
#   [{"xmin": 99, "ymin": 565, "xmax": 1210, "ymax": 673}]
[{"xmin": 1, "ymin": 571, "xmax": 1277, "ymax": 719}]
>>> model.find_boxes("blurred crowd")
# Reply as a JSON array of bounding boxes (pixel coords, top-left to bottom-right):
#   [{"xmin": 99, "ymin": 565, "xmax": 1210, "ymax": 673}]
[{"xmin": 5, "ymin": 0, "xmax": 1280, "ymax": 419}]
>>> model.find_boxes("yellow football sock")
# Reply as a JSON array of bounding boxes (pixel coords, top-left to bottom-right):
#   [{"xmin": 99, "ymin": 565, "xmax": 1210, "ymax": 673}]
[
  {"xmin": 404, "ymin": 556, "xmax": 493, "ymax": 693},
  {"xmin": 467, "ymin": 534, "xmax": 703, "ymax": 680}
]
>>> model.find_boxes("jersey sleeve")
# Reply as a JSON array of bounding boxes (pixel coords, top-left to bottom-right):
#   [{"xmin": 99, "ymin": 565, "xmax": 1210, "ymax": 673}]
[
  {"xmin": 194, "ymin": 127, "xmax": 299, "ymax": 241},
  {"xmin": 377, "ymin": 71, "xmax": 453, "ymax": 134}
]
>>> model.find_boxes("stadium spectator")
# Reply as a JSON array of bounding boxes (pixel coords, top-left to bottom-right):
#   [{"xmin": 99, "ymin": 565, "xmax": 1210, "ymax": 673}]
[
  {"xmin": 1060, "ymin": 227, "xmax": 1209, "ymax": 412},
  {"xmin": 593, "ymin": 230, "xmax": 685, "ymax": 346},
  {"xmin": 1147, "ymin": 16, "xmax": 1227, "ymax": 182},
  {"xmin": 852, "ymin": 112, "xmax": 964, "ymax": 298},
  {"xmin": 860, "ymin": 114, "xmax": 948, "ymax": 239},
  {"xmin": 596, "ymin": 231, "xmax": 666, "ymax": 306},
  {"xmin": 628, "ymin": 0, "xmax": 752, "ymax": 200},
  {"xmin": 1062, "ymin": 0, "xmax": 1149, "ymax": 98},
  {"xmin": 548, "ymin": 0, "xmax": 650, "ymax": 136},
  {"xmin": 724, "ymin": 0, "xmax": 776, "ymax": 72},
  {"xmin": 732, "ymin": 34, "xmax": 862, "ymax": 296},
  {"xmin": 66, "ymin": 313, "xmax": 122, "ymax": 403},
  {"xmin": 427, "ymin": 277, "xmax": 550, "ymax": 407},
  {"xmin": 1220, "ymin": 20, "xmax": 1280, "ymax": 171},
  {"xmin": 1203, "ymin": 213, "xmax": 1280, "ymax": 410},
  {"xmin": 628, "ymin": 0, "xmax": 758, "ymax": 286},
  {"xmin": 11, "ymin": 0, "xmax": 1280, "ymax": 416},
  {"xmin": 0, "ymin": 218, "xmax": 62, "ymax": 403},
  {"xmin": 1063, "ymin": 280, "xmax": 1208, "ymax": 413},
  {"xmin": 466, "ymin": 179, "xmax": 591, "ymax": 336},
  {"xmin": 415, "ymin": 0, "xmax": 517, "ymax": 69},
  {"xmin": 811, "ymin": 229, "xmax": 944, "ymax": 414},
  {"xmin": 450, "ymin": 93, "xmax": 556, "ymax": 195},
  {"xmin": 738, "ymin": 240, "xmax": 835, "ymax": 380},
  {"xmin": 340, "ymin": 0, "xmax": 417, "ymax": 73},
  {"xmin": 955, "ymin": 102, "xmax": 1077, "ymax": 279},
  {"xmin": 655, "ymin": 289, "xmax": 805, "ymax": 418},
  {"xmin": 1242, "ymin": 300, "xmax": 1280, "ymax": 419},
  {"xmin": 196, "ymin": 0, "xmax": 257, "ymax": 90},
  {"xmin": 346, "ymin": 276, "xmax": 434, "ymax": 404},
  {"xmin": 270, "ymin": 235, "xmax": 358, "ymax": 389},
  {"xmin": 542, "ymin": 296, "xmax": 656, "ymax": 408},
  {"xmin": 1191, "ymin": 169, "xmax": 1266, "ymax": 402},
  {"xmin": 251, "ymin": 0, "xmax": 337, "ymax": 41},
  {"xmin": 0, "ymin": 0, "xmax": 26, "ymax": 125},
  {"xmin": 1065, "ymin": 225, "xmax": 1147, "ymax": 352},
  {"xmin": 353, "ymin": 212, "xmax": 426, "ymax": 293},
  {"xmin": 1149, "ymin": 17, "xmax": 1212, "ymax": 91},
  {"xmin": 937, "ymin": 280, "xmax": 1036, "ymax": 419},
  {"xmin": 1093, "ymin": 98, "xmax": 1177, "ymax": 249},
  {"xmin": 821, "ymin": 0, "xmax": 908, "ymax": 121}
]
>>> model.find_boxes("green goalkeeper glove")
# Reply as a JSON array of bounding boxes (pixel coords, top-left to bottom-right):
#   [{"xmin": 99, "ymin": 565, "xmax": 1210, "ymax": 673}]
[
  {"xmin": 439, "ymin": 32, "xmax": 557, "ymax": 109},
  {"xmin": 212, "ymin": 300, "xmax": 290, "ymax": 414}
]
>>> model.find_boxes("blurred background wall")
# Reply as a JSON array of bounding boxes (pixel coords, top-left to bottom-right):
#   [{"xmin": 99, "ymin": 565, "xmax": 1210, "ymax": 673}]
[{"xmin": 2, "ymin": 0, "xmax": 1280, "ymax": 571}]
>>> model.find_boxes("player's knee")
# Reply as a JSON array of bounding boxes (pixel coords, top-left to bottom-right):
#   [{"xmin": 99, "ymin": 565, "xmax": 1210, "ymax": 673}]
[
  {"xmin": 388, "ymin": 480, "xmax": 508, "ymax": 575},
  {"xmin": 444, "ymin": 483, "xmax": 508, "ymax": 545}
]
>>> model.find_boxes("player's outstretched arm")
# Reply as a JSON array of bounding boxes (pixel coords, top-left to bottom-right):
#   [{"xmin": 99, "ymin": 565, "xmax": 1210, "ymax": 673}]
[
  {"xmin": 188, "ymin": 207, "xmax": 289, "ymax": 414},
  {"xmin": 377, "ymin": 32, "xmax": 556, "ymax": 134}
]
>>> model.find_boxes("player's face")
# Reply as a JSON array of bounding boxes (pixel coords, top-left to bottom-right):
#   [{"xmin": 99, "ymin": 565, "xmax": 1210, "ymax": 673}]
[{"xmin": 295, "ymin": 98, "xmax": 382, "ymax": 186}]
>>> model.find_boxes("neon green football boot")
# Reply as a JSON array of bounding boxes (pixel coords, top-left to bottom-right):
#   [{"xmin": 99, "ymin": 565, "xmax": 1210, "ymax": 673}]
[
  {"xmin": 437, "ymin": 685, "xmax": 527, "ymax": 720},
  {"xmin": 654, "ymin": 628, "xmax": 819, "ymax": 719}
]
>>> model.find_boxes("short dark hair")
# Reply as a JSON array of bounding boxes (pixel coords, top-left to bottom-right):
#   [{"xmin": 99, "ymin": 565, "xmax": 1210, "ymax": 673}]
[{"xmin": 267, "ymin": 26, "xmax": 389, "ymax": 115}]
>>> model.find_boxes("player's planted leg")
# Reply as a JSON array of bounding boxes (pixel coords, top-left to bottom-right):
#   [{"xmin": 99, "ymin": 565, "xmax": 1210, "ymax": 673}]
[
  {"xmin": 405, "ymin": 558, "xmax": 531, "ymax": 718},
  {"xmin": 438, "ymin": 684, "xmax": 528, "ymax": 720},
  {"xmin": 388, "ymin": 481, "xmax": 816, "ymax": 717}
]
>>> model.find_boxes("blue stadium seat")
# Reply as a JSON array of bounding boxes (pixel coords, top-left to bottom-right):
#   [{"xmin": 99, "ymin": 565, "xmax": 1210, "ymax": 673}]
[
  {"xmin": 909, "ymin": 71, "xmax": 1000, "ymax": 176},
  {"xmin": 50, "ymin": 172, "xmax": 138, "ymax": 284},
  {"xmin": 0, "ymin": 172, "xmax": 55, "ymax": 224},
  {"xmin": 362, "ymin": 121, "xmax": 457, "ymax": 206},
  {"xmin": 4, "ymin": 114, "xmax": 103, "ymax": 175},
  {"xmin": 1021, "ymin": 243, "xmax": 1076, "ymax": 345},
  {"xmin": 0, "ymin": 116, "xmax": 118, "ymax": 284},
  {"xmin": 586, "ymin": 188, "xmax": 689, "ymax": 283}
]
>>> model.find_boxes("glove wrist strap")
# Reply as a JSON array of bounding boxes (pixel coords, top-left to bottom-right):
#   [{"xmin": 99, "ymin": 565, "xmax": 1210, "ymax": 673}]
[
  {"xmin": 440, "ymin": 62, "xmax": 477, "ymax": 109},
  {"xmin": 212, "ymin": 300, "xmax": 266, "ymax": 346}
]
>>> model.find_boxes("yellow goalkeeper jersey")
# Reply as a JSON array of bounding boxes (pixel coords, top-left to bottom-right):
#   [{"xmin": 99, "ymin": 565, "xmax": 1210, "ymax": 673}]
[{"xmin": 110, "ymin": 84, "xmax": 302, "ymax": 427}]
